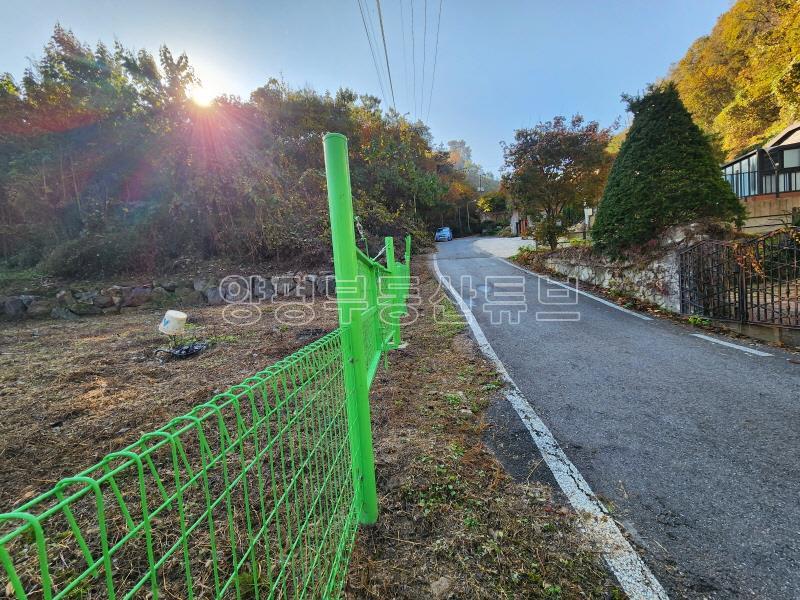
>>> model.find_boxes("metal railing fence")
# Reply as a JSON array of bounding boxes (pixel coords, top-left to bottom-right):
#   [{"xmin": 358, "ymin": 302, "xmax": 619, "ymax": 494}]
[
  {"xmin": 723, "ymin": 168, "xmax": 800, "ymax": 198},
  {"xmin": 679, "ymin": 227, "xmax": 800, "ymax": 328},
  {"xmin": 0, "ymin": 133, "xmax": 411, "ymax": 599}
]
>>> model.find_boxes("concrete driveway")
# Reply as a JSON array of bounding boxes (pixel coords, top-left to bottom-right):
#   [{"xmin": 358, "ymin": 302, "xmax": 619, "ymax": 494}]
[
  {"xmin": 432, "ymin": 236, "xmax": 800, "ymax": 599},
  {"xmin": 471, "ymin": 236, "xmax": 532, "ymax": 257}
]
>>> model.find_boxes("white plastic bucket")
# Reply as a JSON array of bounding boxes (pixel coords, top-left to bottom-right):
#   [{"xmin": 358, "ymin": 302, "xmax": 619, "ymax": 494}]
[{"xmin": 158, "ymin": 310, "xmax": 188, "ymax": 335}]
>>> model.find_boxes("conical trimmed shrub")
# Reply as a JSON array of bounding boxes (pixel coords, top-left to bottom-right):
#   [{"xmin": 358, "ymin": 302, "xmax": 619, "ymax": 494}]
[{"xmin": 592, "ymin": 83, "xmax": 744, "ymax": 252}]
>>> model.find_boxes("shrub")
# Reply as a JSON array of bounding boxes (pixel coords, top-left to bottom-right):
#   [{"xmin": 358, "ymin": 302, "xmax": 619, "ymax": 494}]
[
  {"xmin": 532, "ymin": 218, "xmax": 567, "ymax": 250},
  {"xmin": 479, "ymin": 220, "xmax": 501, "ymax": 236},
  {"xmin": 41, "ymin": 232, "xmax": 155, "ymax": 278},
  {"xmin": 497, "ymin": 226, "xmax": 515, "ymax": 238},
  {"xmin": 592, "ymin": 83, "xmax": 745, "ymax": 254},
  {"xmin": 512, "ymin": 244, "xmax": 538, "ymax": 259}
]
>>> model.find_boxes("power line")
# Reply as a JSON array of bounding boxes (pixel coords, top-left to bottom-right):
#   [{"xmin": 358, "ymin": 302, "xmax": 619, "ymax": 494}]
[
  {"xmin": 425, "ymin": 0, "xmax": 442, "ymax": 121},
  {"xmin": 400, "ymin": 0, "xmax": 410, "ymax": 112},
  {"xmin": 410, "ymin": 0, "xmax": 417, "ymax": 120},
  {"xmin": 356, "ymin": 0, "xmax": 388, "ymax": 107},
  {"xmin": 364, "ymin": 1, "xmax": 387, "ymax": 94},
  {"xmin": 375, "ymin": 0, "xmax": 396, "ymax": 112},
  {"xmin": 421, "ymin": 0, "xmax": 427, "ymax": 119}
]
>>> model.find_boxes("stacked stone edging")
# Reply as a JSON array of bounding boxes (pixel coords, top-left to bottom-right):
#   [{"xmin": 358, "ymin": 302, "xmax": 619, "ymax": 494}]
[
  {"xmin": 1, "ymin": 271, "xmax": 336, "ymax": 322},
  {"xmin": 544, "ymin": 254, "xmax": 680, "ymax": 312}
]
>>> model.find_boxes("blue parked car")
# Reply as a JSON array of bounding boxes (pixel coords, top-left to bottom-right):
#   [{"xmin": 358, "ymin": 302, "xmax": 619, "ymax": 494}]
[{"xmin": 434, "ymin": 226, "xmax": 453, "ymax": 242}]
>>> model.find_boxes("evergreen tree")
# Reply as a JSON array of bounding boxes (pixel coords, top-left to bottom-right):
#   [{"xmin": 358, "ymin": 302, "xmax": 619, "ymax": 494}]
[{"xmin": 592, "ymin": 83, "xmax": 744, "ymax": 252}]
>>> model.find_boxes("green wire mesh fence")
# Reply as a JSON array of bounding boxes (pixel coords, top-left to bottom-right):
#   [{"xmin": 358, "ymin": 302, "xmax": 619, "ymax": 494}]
[{"xmin": 0, "ymin": 133, "xmax": 411, "ymax": 599}]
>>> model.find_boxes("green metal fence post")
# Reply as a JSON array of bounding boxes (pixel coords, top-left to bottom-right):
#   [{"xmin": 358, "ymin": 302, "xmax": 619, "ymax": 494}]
[
  {"xmin": 322, "ymin": 132, "xmax": 379, "ymax": 525},
  {"xmin": 384, "ymin": 236, "xmax": 402, "ymax": 348},
  {"xmin": 384, "ymin": 236, "xmax": 395, "ymax": 270},
  {"xmin": 403, "ymin": 235, "xmax": 412, "ymax": 315}
]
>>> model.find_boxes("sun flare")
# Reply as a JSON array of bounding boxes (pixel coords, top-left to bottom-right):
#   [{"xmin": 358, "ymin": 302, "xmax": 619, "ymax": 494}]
[{"xmin": 189, "ymin": 85, "xmax": 216, "ymax": 106}]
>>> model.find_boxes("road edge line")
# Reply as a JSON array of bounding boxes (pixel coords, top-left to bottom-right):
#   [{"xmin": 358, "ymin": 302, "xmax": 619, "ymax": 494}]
[
  {"xmin": 431, "ymin": 255, "xmax": 669, "ymax": 600},
  {"xmin": 689, "ymin": 333, "xmax": 773, "ymax": 357},
  {"xmin": 498, "ymin": 257, "xmax": 653, "ymax": 321}
]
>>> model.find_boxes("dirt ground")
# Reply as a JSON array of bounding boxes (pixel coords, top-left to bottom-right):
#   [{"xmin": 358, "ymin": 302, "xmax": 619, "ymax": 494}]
[
  {"xmin": 0, "ymin": 264, "xmax": 621, "ymax": 598},
  {"xmin": 0, "ymin": 299, "xmax": 339, "ymax": 510}
]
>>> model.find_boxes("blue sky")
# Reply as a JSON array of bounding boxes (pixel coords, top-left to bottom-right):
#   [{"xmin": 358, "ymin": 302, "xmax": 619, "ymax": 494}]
[{"xmin": 1, "ymin": 0, "xmax": 731, "ymax": 174}]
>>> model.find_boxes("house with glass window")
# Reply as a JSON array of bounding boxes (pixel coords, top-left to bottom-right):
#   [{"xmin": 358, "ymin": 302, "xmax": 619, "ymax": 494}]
[{"xmin": 722, "ymin": 122, "xmax": 800, "ymax": 232}]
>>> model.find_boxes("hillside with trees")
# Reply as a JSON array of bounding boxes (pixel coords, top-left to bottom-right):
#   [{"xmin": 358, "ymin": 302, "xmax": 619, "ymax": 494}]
[
  {"xmin": 0, "ymin": 26, "xmax": 478, "ymax": 278},
  {"xmin": 670, "ymin": 0, "xmax": 800, "ymax": 159}
]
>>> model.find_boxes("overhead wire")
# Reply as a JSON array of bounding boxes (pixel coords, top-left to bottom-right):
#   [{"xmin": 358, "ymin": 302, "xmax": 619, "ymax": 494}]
[
  {"xmin": 410, "ymin": 0, "xmax": 417, "ymax": 120},
  {"xmin": 364, "ymin": 0, "xmax": 390, "ymax": 105},
  {"xmin": 400, "ymin": 0, "xmax": 411, "ymax": 112},
  {"xmin": 375, "ymin": 0, "xmax": 397, "ymax": 112},
  {"xmin": 356, "ymin": 0, "xmax": 388, "ymax": 107},
  {"xmin": 425, "ymin": 0, "xmax": 442, "ymax": 121},
  {"xmin": 421, "ymin": 0, "xmax": 427, "ymax": 119}
]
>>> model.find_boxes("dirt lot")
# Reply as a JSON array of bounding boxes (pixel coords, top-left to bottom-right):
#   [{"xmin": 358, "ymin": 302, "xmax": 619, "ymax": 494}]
[
  {"xmin": 0, "ymin": 299, "xmax": 338, "ymax": 509},
  {"xmin": 0, "ymin": 264, "xmax": 621, "ymax": 598}
]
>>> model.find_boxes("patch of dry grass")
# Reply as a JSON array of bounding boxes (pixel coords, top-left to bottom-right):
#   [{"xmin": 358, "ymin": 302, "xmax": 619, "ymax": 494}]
[{"xmin": 0, "ymin": 300, "xmax": 338, "ymax": 510}]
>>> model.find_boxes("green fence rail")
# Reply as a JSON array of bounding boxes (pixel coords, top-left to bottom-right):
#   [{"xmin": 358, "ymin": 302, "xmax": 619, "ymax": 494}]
[{"xmin": 0, "ymin": 133, "xmax": 411, "ymax": 599}]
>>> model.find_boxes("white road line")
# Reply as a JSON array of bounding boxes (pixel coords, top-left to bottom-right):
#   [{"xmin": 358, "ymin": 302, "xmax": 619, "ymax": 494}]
[
  {"xmin": 499, "ymin": 258, "xmax": 653, "ymax": 321},
  {"xmin": 432, "ymin": 255, "xmax": 669, "ymax": 600},
  {"xmin": 689, "ymin": 334, "xmax": 773, "ymax": 357}
]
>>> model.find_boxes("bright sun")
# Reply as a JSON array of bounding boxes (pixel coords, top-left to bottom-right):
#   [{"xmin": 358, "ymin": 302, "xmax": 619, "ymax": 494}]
[
  {"xmin": 189, "ymin": 85, "xmax": 216, "ymax": 106},
  {"xmin": 188, "ymin": 68, "xmax": 229, "ymax": 106}
]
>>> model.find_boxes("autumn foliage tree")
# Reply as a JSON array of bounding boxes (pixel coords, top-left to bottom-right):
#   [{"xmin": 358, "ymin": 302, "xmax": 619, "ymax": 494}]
[
  {"xmin": 502, "ymin": 115, "xmax": 614, "ymax": 249},
  {"xmin": 0, "ymin": 26, "xmax": 460, "ymax": 276},
  {"xmin": 592, "ymin": 84, "xmax": 745, "ymax": 253},
  {"xmin": 477, "ymin": 190, "xmax": 508, "ymax": 214},
  {"xmin": 670, "ymin": 0, "xmax": 800, "ymax": 158}
]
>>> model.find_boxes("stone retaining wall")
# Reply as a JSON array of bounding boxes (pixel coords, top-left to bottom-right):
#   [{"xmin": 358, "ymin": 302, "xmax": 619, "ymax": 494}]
[
  {"xmin": 544, "ymin": 253, "xmax": 681, "ymax": 312},
  {"xmin": 535, "ymin": 224, "xmax": 721, "ymax": 313},
  {"xmin": 1, "ymin": 272, "xmax": 336, "ymax": 321}
]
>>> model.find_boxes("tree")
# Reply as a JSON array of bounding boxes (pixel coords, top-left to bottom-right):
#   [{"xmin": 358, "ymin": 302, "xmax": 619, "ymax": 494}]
[
  {"xmin": 592, "ymin": 83, "xmax": 745, "ymax": 253},
  {"xmin": 477, "ymin": 190, "xmax": 507, "ymax": 214},
  {"xmin": 441, "ymin": 178, "xmax": 478, "ymax": 235},
  {"xmin": 447, "ymin": 139, "xmax": 472, "ymax": 169},
  {"xmin": 670, "ymin": 0, "xmax": 800, "ymax": 157},
  {"xmin": 444, "ymin": 139, "xmax": 499, "ymax": 191},
  {"xmin": 502, "ymin": 115, "xmax": 614, "ymax": 249},
  {"xmin": 0, "ymin": 26, "xmax": 462, "ymax": 274}
]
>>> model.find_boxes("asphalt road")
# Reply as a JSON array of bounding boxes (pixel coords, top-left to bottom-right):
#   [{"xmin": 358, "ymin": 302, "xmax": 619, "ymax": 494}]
[{"xmin": 433, "ymin": 237, "xmax": 800, "ymax": 599}]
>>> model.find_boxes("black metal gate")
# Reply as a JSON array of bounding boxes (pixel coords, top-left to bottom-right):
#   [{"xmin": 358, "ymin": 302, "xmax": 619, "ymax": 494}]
[{"xmin": 679, "ymin": 227, "xmax": 800, "ymax": 328}]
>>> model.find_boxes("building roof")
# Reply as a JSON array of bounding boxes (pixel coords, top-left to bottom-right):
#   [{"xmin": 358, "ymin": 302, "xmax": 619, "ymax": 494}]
[
  {"xmin": 721, "ymin": 149, "xmax": 757, "ymax": 168},
  {"xmin": 764, "ymin": 122, "xmax": 800, "ymax": 149},
  {"xmin": 721, "ymin": 122, "xmax": 800, "ymax": 168}
]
